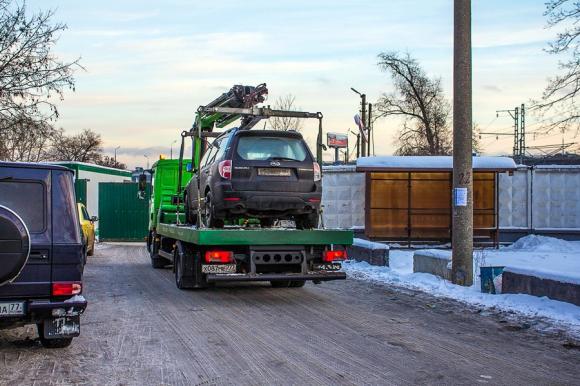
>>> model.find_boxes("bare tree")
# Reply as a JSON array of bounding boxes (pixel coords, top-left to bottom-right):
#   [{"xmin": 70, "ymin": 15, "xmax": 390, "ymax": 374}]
[
  {"xmin": 534, "ymin": 0, "xmax": 580, "ymax": 133},
  {"xmin": 376, "ymin": 51, "xmax": 452, "ymax": 155},
  {"xmin": 269, "ymin": 94, "xmax": 303, "ymax": 131},
  {"xmin": 96, "ymin": 155, "xmax": 127, "ymax": 170},
  {"xmin": 0, "ymin": 0, "xmax": 80, "ymax": 123},
  {"xmin": 0, "ymin": 114, "xmax": 58, "ymax": 161},
  {"xmin": 48, "ymin": 129, "xmax": 103, "ymax": 162}
]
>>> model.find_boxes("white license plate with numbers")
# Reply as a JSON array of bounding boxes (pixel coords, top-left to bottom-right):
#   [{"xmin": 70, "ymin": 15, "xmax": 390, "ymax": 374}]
[
  {"xmin": 0, "ymin": 302, "xmax": 24, "ymax": 316},
  {"xmin": 202, "ymin": 264, "xmax": 237, "ymax": 274}
]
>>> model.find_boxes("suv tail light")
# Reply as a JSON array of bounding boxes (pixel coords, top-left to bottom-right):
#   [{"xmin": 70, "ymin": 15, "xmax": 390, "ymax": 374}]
[
  {"xmin": 218, "ymin": 160, "xmax": 232, "ymax": 179},
  {"xmin": 52, "ymin": 282, "xmax": 82, "ymax": 296},
  {"xmin": 323, "ymin": 250, "xmax": 347, "ymax": 262},
  {"xmin": 204, "ymin": 250, "xmax": 234, "ymax": 264},
  {"xmin": 313, "ymin": 162, "xmax": 321, "ymax": 181}
]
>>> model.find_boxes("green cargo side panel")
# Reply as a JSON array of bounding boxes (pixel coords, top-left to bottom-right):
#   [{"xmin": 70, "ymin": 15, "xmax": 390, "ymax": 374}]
[{"xmin": 156, "ymin": 223, "xmax": 354, "ymax": 246}]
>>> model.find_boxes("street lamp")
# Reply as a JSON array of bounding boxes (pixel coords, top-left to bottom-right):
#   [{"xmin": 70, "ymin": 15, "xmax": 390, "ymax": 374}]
[
  {"xmin": 114, "ymin": 146, "xmax": 120, "ymax": 163},
  {"xmin": 144, "ymin": 154, "xmax": 149, "ymax": 169},
  {"xmin": 350, "ymin": 87, "xmax": 367, "ymax": 157},
  {"xmin": 170, "ymin": 140, "xmax": 177, "ymax": 159}
]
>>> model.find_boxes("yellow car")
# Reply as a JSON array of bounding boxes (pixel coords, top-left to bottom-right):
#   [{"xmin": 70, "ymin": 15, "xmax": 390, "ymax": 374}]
[{"xmin": 77, "ymin": 203, "xmax": 97, "ymax": 256}]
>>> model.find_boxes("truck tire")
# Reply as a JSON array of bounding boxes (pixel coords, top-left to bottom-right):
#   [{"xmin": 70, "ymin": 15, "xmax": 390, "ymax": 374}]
[
  {"xmin": 0, "ymin": 205, "xmax": 30, "ymax": 287},
  {"xmin": 174, "ymin": 241, "xmax": 197, "ymax": 289},
  {"xmin": 149, "ymin": 231, "xmax": 169, "ymax": 269},
  {"xmin": 289, "ymin": 280, "xmax": 306, "ymax": 288},
  {"xmin": 295, "ymin": 212, "xmax": 319, "ymax": 230},
  {"xmin": 36, "ymin": 323, "xmax": 73, "ymax": 349}
]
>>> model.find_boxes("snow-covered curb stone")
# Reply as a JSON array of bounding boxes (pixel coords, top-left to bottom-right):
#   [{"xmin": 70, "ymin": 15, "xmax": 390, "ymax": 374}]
[
  {"xmin": 413, "ymin": 250, "xmax": 452, "ymax": 280},
  {"xmin": 347, "ymin": 238, "xmax": 389, "ymax": 266}
]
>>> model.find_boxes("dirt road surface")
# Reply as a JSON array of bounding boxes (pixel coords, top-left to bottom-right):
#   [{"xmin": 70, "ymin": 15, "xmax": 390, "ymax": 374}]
[{"xmin": 0, "ymin": 243, "xmax": 578, "ymax": 385}]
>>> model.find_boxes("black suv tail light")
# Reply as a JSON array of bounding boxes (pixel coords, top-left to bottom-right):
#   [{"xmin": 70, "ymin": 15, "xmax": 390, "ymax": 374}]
[{"xmin": 219, "ymin": 160, "xmax": 232, "ymax": 179}]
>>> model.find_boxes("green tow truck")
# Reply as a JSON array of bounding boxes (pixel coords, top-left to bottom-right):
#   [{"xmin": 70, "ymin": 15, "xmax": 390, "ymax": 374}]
[{"xmin": 143, "ymin": 84, "xmax": 353, "ymax": 289}]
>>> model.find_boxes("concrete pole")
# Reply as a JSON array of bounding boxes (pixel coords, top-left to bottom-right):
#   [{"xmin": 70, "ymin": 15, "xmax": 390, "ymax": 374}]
[
  {"xmin": 452, "ymin": 0, "xmax": 473, "ymax": 286},
  {"xmin": 367, "ymin": 103, "xmax": 373, "ymax": 156},
  {"xmin": 361, "ymin": 94, "xmax": 367, "ymax": 157}
]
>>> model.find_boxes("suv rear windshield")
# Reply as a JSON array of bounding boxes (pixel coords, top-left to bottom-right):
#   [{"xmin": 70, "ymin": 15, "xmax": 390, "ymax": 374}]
[
  {"xmin": 0, "ymin": 181, "xmax": 46, "ymax": 233},
  {"xmin": 236, "ymin": 136, "xmax": 308, "ymax": 161}
]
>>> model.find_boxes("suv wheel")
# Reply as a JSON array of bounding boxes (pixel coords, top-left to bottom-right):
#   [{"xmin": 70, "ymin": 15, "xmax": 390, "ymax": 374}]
[
  {"xmin": 184, "ymin": 194, "xmax": 197, "ymax": 226},
  {"xmin": 295, "ymin": 212, "xmax": 319, "ymax": 230},
  {"xmin": 37, "ymin": 323, "xmax": 73, "ymax": 349},
  {"xmin": 202, "ymin": 193, "xmax": 224, "ymax": 228}
]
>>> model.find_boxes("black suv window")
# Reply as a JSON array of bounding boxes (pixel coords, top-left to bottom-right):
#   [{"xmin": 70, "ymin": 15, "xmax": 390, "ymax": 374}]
[
  {"xmin": 236, "ymin": 136, "xmax": 308, "ymax": 161},
  {"xmin": 0, "ymin": 181, "xmax": 46, "ymax": 233}
]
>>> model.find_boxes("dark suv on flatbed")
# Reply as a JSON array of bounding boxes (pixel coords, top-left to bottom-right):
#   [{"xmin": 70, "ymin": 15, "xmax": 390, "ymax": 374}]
[
  {"xmin": 0, "ymin": 162, "xmax": 87, "ymax": 348},
  {"xmin": 184, "ymin": 129, "xmax": 321, "ymax": 229}
]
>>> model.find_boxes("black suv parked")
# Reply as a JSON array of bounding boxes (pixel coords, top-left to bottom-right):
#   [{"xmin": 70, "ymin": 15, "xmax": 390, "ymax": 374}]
[
  {"xmin": 184, "ymin": 129, "xmax": 321, "ymax": 228},
  {"xmin": 0, "ymin": 162, "xmax": 87, "ymax": 348}
]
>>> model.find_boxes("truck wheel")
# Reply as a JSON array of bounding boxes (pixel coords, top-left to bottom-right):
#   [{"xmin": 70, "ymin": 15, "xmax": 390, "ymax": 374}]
[
  {"xmin": 36, "ymin": 323, "xmax": 73, "ymax": 349},
  {"xmin": 203, "ymin": 193, "xmax": 224, "ymax": 228},
  {"xmin": 270, "ymin": 280, "xmax": 290, "ymax": 288},
  {"xmin": 174, "ymin": 248, "xmax": 185, "ymax": 289},
  {"xmin": 149, "ymin": 231, "xmax": 168, "ymax": 269},
  {"xmin": 289, "ymin": 280, "xmax": 306, "ymax": 288},
  {"xmin": 295, "ymin": 213, "xmax": 319, "ymax": 230}
]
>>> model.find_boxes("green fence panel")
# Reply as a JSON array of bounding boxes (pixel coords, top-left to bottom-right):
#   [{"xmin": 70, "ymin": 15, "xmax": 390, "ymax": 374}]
[
  {"xmin": 98, "ymin": 182, "xmax": 150, "ymax": 241},
  {"xmin": 75, "ymin": 179, "xmax": 88, "ymax": 205}
]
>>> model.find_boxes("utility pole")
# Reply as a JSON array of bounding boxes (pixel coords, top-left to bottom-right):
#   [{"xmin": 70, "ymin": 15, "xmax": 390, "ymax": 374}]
[
  {"xmin": 496, "ymin": 104, "xmax": 525, "ymax": 162},
  {"xmin": 351, "ymin": 87, "xmax": 367, "ymax": 157},
  {"xmin": 519, "ymin": 103, "xmax": 526, "ymax": 163},
  {"xmin": 452, "ymin": 0, "xmax": 473, "ymax": 286},
  {"xmin": 367, "ymin": 103, "xmax": 373, "ymax": 156}
]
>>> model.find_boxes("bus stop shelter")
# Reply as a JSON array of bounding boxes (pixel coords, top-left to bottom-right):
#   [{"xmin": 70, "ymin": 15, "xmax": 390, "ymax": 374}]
[{"xmin": 356, "ymin": 156, "xmax": 517, "ymax": 246}]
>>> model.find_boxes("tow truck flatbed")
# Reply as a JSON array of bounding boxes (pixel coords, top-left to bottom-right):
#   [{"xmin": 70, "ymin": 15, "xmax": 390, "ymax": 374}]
[{"xmin": 156, "ymin": 223, "xmax": 353, "ymax": 246}]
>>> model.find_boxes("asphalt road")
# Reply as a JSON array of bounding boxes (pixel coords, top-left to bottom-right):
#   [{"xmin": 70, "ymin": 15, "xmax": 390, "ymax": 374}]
[{"xmin": 0, "ymin": 243, "xmax": 579, "ymax": 386}]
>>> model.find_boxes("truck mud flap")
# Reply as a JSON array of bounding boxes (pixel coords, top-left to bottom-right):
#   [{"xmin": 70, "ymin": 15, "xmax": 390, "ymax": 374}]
[
  {"xmin": 43, "ymin": 315, "xmax": 80, "ymax": 339},
  {"xmin": 206, "ymin": 271, "xmax": 346, "ymax": 283}
]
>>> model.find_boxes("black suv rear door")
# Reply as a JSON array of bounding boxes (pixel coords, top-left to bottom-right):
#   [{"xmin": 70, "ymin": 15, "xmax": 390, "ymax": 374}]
[
  {"xmin": 0, "ymin": 167, "xmax": 52, "ymax": 297},
  {"xmin": 231, "ymin": 132, "xmax": 315, "ymax": 193}
]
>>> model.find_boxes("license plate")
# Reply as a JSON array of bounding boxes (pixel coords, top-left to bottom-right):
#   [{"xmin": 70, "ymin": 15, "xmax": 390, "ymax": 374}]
[
  {"xmin": 313, "ymin": 263, "xmax": 341, "ymax": 271},
  {"xmin": 258, "ymin": 168, "xmax": 291, "ymax": 176},
  {"xmin": 0, "ymin": 302, "xmax": 24, "ymax": 316},
  {"xmin": 202, "ymin": 264, "xmax": 237, "ymax": 274}
]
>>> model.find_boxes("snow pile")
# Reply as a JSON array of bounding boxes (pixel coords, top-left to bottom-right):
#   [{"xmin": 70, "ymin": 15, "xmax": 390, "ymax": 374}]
[
  {"xmin": 504, "ymin": 234, "xmax": 580, "ymax": 253},
  {"xmin": 342, "ymin": 235, "xmax": 580, "ymax": 335}
]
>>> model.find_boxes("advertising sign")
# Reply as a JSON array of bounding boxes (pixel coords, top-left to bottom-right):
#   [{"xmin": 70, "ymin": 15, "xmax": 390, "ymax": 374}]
[{"xmin": 327, "ymin": 133, "xmax": 348, "ymax": 148}]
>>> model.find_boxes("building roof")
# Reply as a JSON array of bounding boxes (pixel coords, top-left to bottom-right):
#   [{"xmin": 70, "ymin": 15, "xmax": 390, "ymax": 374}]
[
  {"xmin": 51, "ymin": 161, "xmax": 131, "ymax": 177},
  {"xmin": 356, "ymin": 156, "xmax": 517, "ymax": 172}
]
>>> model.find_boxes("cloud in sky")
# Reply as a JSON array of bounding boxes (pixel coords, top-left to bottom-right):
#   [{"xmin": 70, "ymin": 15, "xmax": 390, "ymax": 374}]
[{"xmin": 28, "ymin": 0, "xmax": 569, "ymax": 168}]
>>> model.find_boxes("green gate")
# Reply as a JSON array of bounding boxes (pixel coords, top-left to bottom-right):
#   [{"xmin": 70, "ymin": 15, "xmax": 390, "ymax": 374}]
[
  {"xmin": 75, "ymin": 179, "xmax": 88, "ymax": 205},
  {"xmin": 98, "ymin": 182, "xmax": 150, "ymax": 241}
]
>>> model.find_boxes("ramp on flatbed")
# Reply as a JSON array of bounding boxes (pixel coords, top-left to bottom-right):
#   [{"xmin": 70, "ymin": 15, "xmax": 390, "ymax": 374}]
[{"xmin": 156, "ymin": 223, "xmax": 353, "ymax": 246}]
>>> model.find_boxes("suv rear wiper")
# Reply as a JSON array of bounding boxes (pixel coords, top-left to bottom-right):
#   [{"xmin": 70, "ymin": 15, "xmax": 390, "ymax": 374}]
[{"xmin": 268, "ymin": 157, "xmax": 300, "ymax": 162}]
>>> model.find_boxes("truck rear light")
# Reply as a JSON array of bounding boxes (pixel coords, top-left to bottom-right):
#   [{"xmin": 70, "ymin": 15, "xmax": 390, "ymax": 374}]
[
  {"xmin": 323, "ymin": 250, "xmax": 347, "ymax": 262},
  {"xmin": 204, "ymin": 250, "xmax": 234, "ymax": 264},
  {"xmin": 52, "ymin": 282, "xmax": 82, "ymax": 296},
  {"xmin": 313, "ymin": 162, "xmax": 321, "ymax": 181},
  {"xmin": 223, "ymin": 197, "xmax": 241, "ymax": 201},
  {"xmin": 218, "ymin": 160, "xmax": 232, "ymax": 179},
  {"xmin": 308, "ymin": 198, "xmax": 321, "ymax": 203}
]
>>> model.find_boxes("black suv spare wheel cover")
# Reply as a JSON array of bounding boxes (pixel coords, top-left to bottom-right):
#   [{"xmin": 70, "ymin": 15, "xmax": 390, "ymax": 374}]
[{"xmin": 0, "ymin": 205, "xmax": 30, "ymax": 286}]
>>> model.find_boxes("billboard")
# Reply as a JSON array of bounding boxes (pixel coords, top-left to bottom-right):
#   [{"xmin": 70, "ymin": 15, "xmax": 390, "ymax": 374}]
[{"xmin": 327, "ymin": 132, "xmax": 348, "ymax": 148}]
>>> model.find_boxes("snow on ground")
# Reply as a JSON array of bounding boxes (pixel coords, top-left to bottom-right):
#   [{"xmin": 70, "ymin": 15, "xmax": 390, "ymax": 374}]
[{"xmin": 343, "ymin": 235, "xmax": 580, "ymax": 335}]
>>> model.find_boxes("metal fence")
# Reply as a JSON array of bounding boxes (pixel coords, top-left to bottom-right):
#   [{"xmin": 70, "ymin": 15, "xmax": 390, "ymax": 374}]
[{"xmin": 322, "ymin": 165, "xmax": 580, "ymax": 237}]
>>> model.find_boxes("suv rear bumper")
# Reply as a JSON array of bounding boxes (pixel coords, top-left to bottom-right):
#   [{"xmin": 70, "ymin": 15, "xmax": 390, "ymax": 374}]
[
  {"xmin": 0, "ymin": 296, "xmax": 87, "ymax": 329},
  {"xmin": 214, "ymin": 183, "xmax": 321, "ymax": 216}
]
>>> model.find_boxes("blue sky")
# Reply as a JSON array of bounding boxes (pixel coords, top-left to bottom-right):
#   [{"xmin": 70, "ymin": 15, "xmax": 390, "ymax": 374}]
[{"xmin": 28, "ymin": 0, "xmax": 566, "ymax": 167}]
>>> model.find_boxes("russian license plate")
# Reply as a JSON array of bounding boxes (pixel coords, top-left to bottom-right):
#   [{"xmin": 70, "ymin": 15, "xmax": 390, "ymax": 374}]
[
  {"xmin": 202, "ymin": 264, "xmax": 237, "ymax": 274},
  {"xmin": 44, "ymin": 316, "xmax": 80, "ymax": 338},
  {"xmin": 0, "ymin": 302, "xmax": 24, "ymax": 316},
  {"xmin": 313, "ymin": 263, "xmax": 341, "ymax": 271},
  {"xmin": 258, "ymin": 168, "xmax": 291, "ymax": 176}
]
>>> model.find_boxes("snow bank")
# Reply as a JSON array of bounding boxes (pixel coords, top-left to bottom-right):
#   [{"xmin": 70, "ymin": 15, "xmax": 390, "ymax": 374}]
[
  {"xmin": 343, "ymin": 259, "xmax": 580, "ymax": 333},
  {"xmin": 417, "ymin": 249, "xmax": 451, "ymax": 260},
  {"xmin": 504, "ymin": 267, "xmax": 580, "ymax": 286},
  {"xmin": 356, "ymin": 156, "xmax": 516, "ymax": 170}
]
